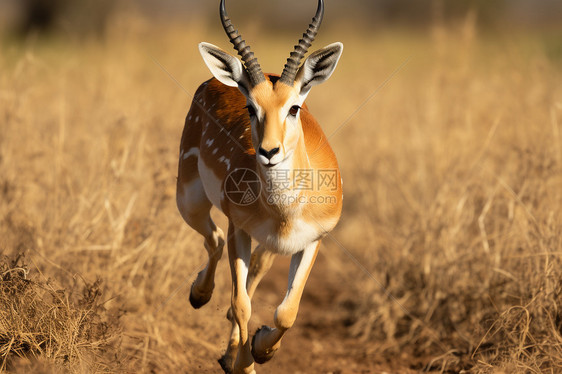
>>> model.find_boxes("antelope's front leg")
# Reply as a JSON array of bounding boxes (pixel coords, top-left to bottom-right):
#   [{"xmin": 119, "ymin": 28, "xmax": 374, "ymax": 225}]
[
  {"xmin": 251, "ymin": 241, "xmax": 320, "ymax": 364},
  {"xmin": 226, "ymin": 221, "xmax": 255, "ymax": 374}
]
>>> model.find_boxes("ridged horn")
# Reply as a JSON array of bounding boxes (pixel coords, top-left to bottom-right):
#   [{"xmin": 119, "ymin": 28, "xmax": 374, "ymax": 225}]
[
  {"xmin": 220, "ymin": 0, "xmax": 265, "ymax": 86},
  {"xmin": 279, "ymin": 0, "xmax": 324, "ymax": 86}
]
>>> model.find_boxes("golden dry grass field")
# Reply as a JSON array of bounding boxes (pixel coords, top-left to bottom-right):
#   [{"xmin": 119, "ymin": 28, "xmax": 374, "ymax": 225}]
[{"xmin": 1, "ymin": 9, "xmax": 562, "ymax": 374}]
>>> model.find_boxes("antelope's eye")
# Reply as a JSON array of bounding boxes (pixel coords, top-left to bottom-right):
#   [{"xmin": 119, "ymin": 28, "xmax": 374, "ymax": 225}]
[
  {"xmin": 288, "ymin": 105, "xmax": 300, "ymax": 117},
  {"xmin": 245, "ymin": 105, "xmax": 257, "ymax": 117}
]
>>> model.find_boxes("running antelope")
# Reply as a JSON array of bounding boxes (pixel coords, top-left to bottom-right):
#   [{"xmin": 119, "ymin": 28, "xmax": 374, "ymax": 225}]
[{"xmin": 176, "ymin": 0, "xmax": 343, "ymax": 372}]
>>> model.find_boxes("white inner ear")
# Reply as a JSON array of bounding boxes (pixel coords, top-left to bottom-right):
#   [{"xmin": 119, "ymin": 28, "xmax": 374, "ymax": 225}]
[
  {"xmin": 199, "ymin": 42, "xmax": 250, "ymax": 93},
  {"xmin": 296, "ymin": 42, "xmax": 344, "ymax": 98}
]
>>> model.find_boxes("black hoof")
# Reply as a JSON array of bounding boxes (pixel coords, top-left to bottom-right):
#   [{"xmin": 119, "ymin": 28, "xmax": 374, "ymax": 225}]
[
  {"xmin": 218, "ymin": 355, "xmax": 233, "ymax": 373},
  {"xmin": 251, "ymin": 325, "xmax": 277, "ymax": 364},
  {"xmin": 189, "ymin": 282, "xmax": 212, "ymax": 309},
  {"xmin": 226, "ymin": 307, "xmax": 234, "ymax": 321}
]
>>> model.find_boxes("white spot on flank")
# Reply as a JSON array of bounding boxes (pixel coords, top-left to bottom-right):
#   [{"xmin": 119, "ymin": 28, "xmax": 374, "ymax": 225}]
[
  {"xmin": 188, "ymin": 115, "xmax": 192, "ymax": 121},
  {"xmin": 182, "ymin": 147, "xmax": 199, "ymax": 160},
  {"xmin": 218, "ymin": 156, "xmax": 231, "ymax": 170},
  {"xmin": 195, "ymin": 116, "xmax": 200, "ymax": 122},
  {"xmin": 206, "ymin": 139, "xmax": 214, "ymax": 147},
  {"xmin": 212, "ymin": 148, "xmax": 218, "ymax": 155}
]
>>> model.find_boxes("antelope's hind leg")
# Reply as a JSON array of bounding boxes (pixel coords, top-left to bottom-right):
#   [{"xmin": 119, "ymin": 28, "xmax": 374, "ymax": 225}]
[
  {"xmin": 177, "ymin": 151, "xmax": 225, "ymax": 309},
  {"xmin": 219, "ymin": 245, "xmax": 276, "ymax": 373}
]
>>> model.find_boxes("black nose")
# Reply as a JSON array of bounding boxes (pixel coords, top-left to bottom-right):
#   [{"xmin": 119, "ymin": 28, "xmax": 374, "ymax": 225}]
[{"xmin": 258, "ymin": 147, "xmax": 280, "ymax": 160}]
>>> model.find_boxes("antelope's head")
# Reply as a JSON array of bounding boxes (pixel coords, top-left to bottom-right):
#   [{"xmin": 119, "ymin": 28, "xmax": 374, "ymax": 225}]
[{"xmin": 199, "ymin": 0, "xmax": 343, "ymax": 169}]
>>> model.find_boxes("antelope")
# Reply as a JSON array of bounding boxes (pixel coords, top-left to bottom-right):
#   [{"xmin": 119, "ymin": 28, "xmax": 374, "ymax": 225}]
[{"xmin": 176, "ymin": 0, "xmax": 343, "ymax": 372}]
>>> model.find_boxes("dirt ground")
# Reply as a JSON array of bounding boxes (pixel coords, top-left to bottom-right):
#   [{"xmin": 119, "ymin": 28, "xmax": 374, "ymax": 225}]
[
  {"xmin": 157, "ymin": 244, "xmax": 417, "ymax": 374},
  {"xmin": 248, "ymin": 254, "xmax": 416, "ymax": 374}
]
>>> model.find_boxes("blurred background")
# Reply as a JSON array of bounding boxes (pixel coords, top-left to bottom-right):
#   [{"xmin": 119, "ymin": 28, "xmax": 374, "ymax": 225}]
[
  {"xmin": 1, "ymin": 1, "xmax": 562, "ymax": 373},
  {"xmin": 1, "ymin": 0, "xmax": 562, "ymax": 36}
]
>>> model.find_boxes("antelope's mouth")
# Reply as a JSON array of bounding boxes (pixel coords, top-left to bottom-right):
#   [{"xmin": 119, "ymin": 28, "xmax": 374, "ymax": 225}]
[{"xmin": 261, "ymin": 150, "xmax": 293, "ymax": 169}]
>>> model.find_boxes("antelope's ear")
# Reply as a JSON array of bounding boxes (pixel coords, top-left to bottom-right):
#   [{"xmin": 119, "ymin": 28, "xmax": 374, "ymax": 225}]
[
  {"xmin": 199, "ymin": 42, "xmax": 251, "ymax": 94},
  {"xmin": 295, "ymin": 42, "xmax": 343, "ymax": 97}
]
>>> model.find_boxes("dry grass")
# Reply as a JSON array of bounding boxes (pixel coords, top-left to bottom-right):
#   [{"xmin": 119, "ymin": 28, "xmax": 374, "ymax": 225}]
[
  {"xmin": 0, "ymin": 11, "xmax": 561, "ymax": 373},
  {"xmin": 335, "ymin": 19, "xmax": 562, "ymax": 373},
  {"xmin": 0, "ymin": 256, "xmax": 119, "ymax": 372}
]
